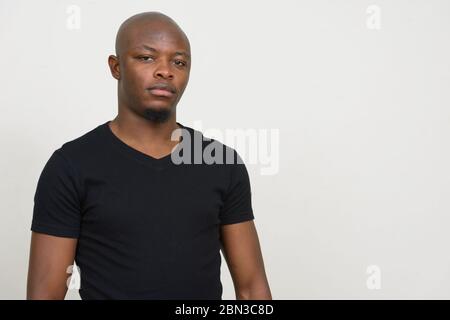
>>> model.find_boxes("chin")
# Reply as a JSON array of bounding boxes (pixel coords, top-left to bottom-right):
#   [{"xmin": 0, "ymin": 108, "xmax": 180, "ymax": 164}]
[{"xmin": 142, "ymin": 106, "xmax": 172, "ymax": 123}]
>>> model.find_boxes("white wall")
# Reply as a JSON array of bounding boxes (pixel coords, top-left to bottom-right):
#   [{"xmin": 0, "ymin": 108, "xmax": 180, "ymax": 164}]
[{"xmin": 1, "ymin": 0, "xmax": 450, "ymax": 299}]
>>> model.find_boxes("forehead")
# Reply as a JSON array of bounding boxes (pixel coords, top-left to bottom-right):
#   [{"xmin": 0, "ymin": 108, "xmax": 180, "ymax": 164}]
[{"xmin": 125, "ymin": 22, "xmax": 189, "ymax": 53}]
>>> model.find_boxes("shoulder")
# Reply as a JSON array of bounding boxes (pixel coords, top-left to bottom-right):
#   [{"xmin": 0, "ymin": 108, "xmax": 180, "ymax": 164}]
[
  {"xmin": 55, "ymin": 122, "xmax": 106, "ymax": 163},
  {"xmin": 40, "ymin": 122, "xmax": 108, "ymax": 178}
]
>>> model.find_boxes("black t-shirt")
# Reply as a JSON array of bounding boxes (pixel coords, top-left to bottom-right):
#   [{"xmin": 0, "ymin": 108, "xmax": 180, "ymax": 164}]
[{"xmin": 31, "ymin": 121, "xmax": 254, "ymax": 300}]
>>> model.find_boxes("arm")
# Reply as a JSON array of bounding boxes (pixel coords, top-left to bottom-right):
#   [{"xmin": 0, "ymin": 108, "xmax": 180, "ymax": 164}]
[
  {"xmin": 27, "ymin": 232, "xmax": 78, "ymax": 300},
  {"xmin": 220, "ymin": 220, "xmax": 272, "ymax": 300}
]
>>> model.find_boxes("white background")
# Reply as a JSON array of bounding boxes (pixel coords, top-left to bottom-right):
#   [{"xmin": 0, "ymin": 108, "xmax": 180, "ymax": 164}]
[{"xmin": 1, "ymin": 0, "xmax": 449, "ymax": 299}]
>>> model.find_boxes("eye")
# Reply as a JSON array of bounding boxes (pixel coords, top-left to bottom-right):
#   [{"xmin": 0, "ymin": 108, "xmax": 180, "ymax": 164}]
[
  {"xmin": 138, "ymin": 56, "xmax": 154, "ymax": 62},
  {"xmin": 174, "ymin": 60, "xmax": 187, "ymax": 67}
]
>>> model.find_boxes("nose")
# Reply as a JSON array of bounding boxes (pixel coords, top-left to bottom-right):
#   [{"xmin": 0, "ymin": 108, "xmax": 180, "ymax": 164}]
[{"xmin": 153, "ymin": 60, "xmax": 174, "ymax": 80}]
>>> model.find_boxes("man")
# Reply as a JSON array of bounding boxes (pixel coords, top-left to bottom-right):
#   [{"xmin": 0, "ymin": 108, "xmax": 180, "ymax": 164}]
[{"xmin": 27, "ymin": 11, "xmax": 271, "ymax": 300}]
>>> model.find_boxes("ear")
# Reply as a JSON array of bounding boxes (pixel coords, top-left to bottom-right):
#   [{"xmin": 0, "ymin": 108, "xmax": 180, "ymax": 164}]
[{"xmin": 108, "ymin": 55, "xmax": 120, "ymax": 80}]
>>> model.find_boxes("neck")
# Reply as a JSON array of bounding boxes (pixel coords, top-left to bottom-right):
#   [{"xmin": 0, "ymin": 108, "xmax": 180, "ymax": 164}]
[{"xmin": 109, "ymin": 107, "xmax": 181, "ymax": 147}]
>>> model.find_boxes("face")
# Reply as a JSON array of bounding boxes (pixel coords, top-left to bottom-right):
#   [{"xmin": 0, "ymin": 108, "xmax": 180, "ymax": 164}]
[{"xmin": 109, "ymin": 20, "xmax": 191, "ymax": 122}]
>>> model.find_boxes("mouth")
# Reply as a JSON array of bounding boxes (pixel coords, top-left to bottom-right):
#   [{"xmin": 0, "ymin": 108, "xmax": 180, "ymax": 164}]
[{"xmin": 147, "ymin": 83, "xmax": 176, "ymax": 98}]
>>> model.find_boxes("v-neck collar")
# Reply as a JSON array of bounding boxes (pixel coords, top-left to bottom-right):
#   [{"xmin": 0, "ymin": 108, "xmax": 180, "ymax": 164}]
[{"xmin": 101, "ymin": 120, "xmax": 189, "ymax": 170}]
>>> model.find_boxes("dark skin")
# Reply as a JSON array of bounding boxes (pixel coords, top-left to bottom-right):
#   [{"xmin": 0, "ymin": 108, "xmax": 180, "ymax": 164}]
[
  {"xmin": 27, "ymin": 12, "xmax": 272, "ymax": 300},
  {"xmin": 107, "ymin": 12, "xmax": 191, "ymax": 157}
]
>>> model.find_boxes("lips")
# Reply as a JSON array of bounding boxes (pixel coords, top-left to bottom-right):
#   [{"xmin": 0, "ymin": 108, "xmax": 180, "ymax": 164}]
[{"xmin": 147, "ymin": 83, "xmax": 176, "ymax": 98}]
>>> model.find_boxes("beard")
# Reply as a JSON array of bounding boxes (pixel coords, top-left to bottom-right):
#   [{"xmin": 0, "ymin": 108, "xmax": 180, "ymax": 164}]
[{"xmin": 142, "ymin": 106, "xmax": 172, "ymax": 123}]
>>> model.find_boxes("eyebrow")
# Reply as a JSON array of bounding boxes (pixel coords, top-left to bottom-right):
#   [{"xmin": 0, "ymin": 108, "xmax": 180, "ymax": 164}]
[{"xmin": 140, "ymin": 45, "xmax": 191, "ymax": 59}]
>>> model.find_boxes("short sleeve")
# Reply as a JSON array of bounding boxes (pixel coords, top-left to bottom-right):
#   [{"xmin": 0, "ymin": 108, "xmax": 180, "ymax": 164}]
[
  {"xmin": 31, "ymin": 150, "xmax": 82, "ymax": 238},
  {"xmin": 219, "ymin": 152, "xmax": 254, "ymax": 225}
]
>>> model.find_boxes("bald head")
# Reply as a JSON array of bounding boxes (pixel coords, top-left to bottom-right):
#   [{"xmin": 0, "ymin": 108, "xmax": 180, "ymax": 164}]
[
  {"xmin": 115, "ymin": 12, "xmax": 190, "ymax": 58},
  {"xmin": 108, "ymin": 12, "xmax": 191, "ymax": 124}
]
